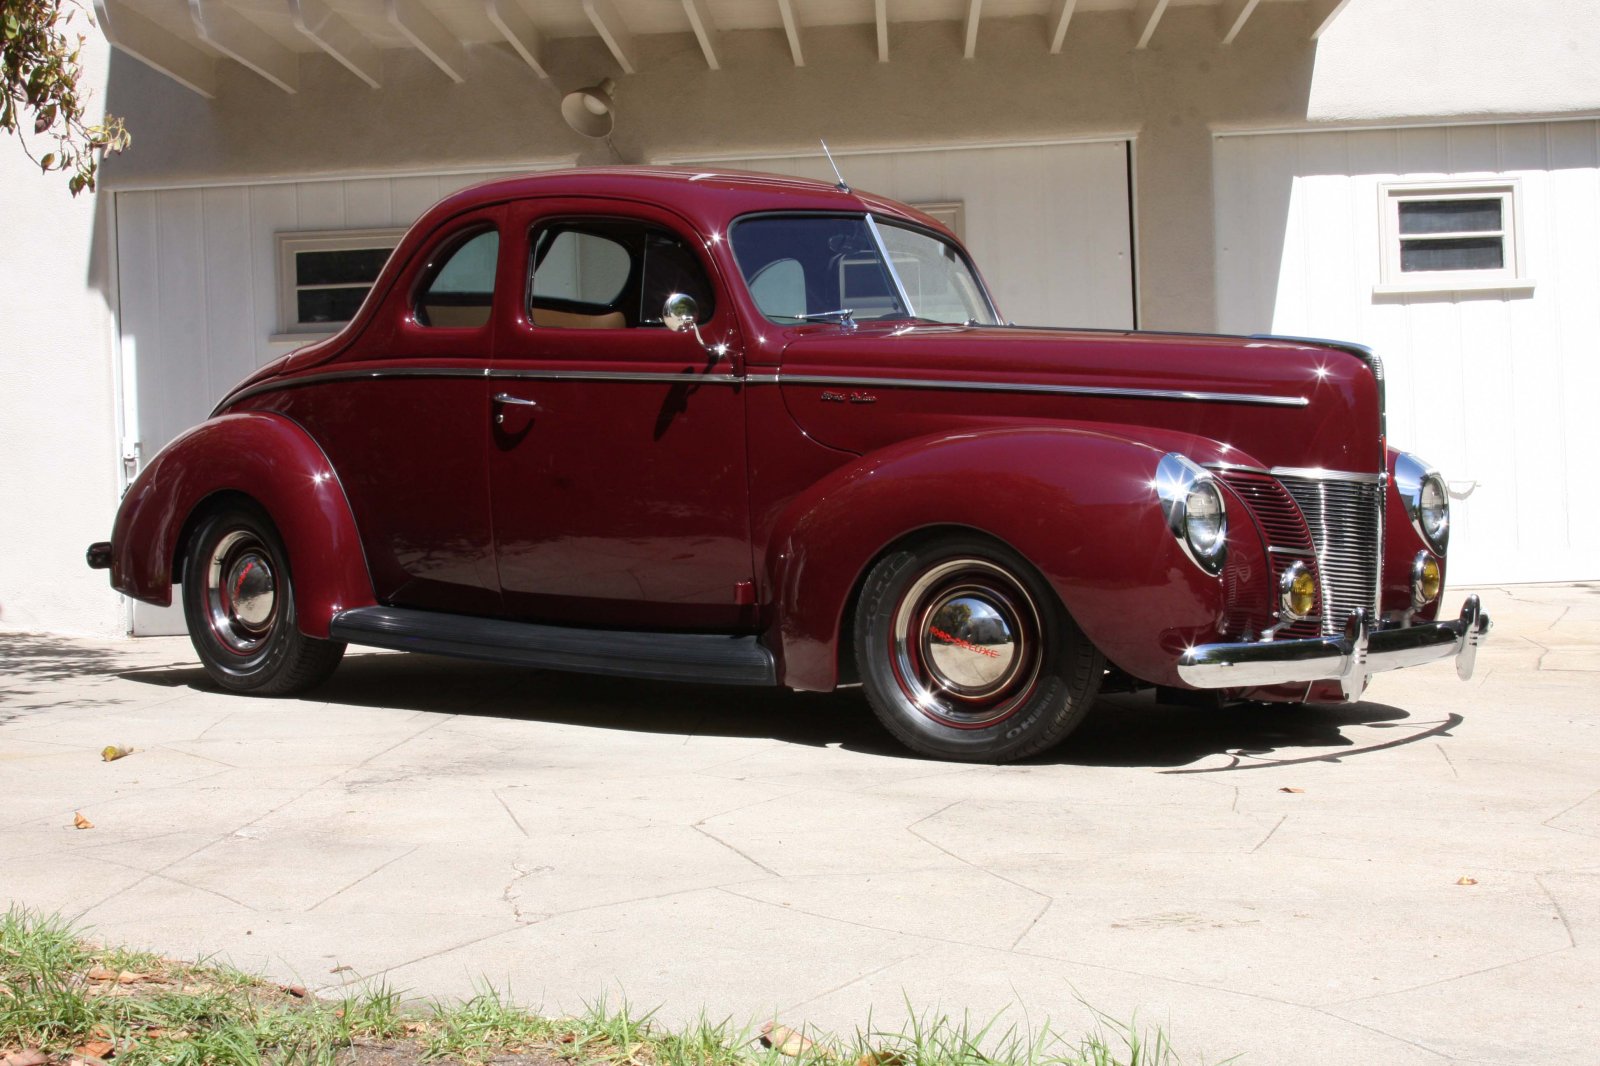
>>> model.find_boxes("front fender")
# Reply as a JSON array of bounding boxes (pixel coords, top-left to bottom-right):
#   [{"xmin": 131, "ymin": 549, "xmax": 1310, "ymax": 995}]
[
  {"xmin": 766, "ymin": 425, "xmax": 1238, "ymax": 691},
  {"xmin": 110, "ymin": 412, "xmax": 375, "ymax": 638}
]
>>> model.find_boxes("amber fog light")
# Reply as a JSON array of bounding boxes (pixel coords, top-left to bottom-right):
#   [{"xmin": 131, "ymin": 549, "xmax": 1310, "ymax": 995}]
[
  {"xmin": 1280, "ymin": 561, "xmax": 1318, "ymax": 620},
  {"xmin": 1413, "ymin": 552, "xmax": 1443, "ymax": 607}
]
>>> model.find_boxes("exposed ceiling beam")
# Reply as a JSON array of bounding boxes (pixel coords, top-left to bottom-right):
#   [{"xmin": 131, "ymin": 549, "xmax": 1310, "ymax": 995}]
[
  {"xmin": 582, "ymin": 0, "xmax": 638, "ymax": 74},
  {"xmin": 1047, "ymin": 0, "xmax": 1076, "ymax": 54},
  {"xmin": 289, "ymin": 0, "xmax": 380, "ymax": 88},
  {"xmin": 777, "ymin": 0, "xmax": 803, "ymax": 66},
  {"xmin": 1131, "ymin": 0, "xmax": 1169, "ymax": 49},
  {"xmin": 874, "ymin": 0, "xmax": 888, "ymax": 62},
  {"xmin": 681, "ymin": 0, "xmax": 722, "ymax": 70},
  {"xmin": 386, "ymin": 0, "xmax": 466, "ymax": 81},
  {"xmin": 1218, "ymin": 0, "xmax": 1260, "ymax": 44},
  {"xmin": 92, "ymin": 0, "xmax": 216, "ymax": 97},
  {"xmin": 485, "ymin": 0, "xmax": 549, "ymax": 78},
  {"xmin": 962, "ymin": 0, "xmax": 982, "ymax": 58},
  {"xmin": 189, "ymin": 0, "xmax": 298, "ymax": 93},
  {"xmin": 1309, "ymin": 0, "xmax": 1354, "ymax": 38}
]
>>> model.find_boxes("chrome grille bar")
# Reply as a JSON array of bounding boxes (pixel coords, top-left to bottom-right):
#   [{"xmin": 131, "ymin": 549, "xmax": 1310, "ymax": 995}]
[{"xmin": 1276, "ymin": 473, "xmax": 1385, "ymax": 635}]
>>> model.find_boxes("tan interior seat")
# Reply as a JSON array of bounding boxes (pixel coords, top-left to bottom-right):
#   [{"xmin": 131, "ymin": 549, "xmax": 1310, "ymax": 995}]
[{"xmin": 532, "ymin": 307, "xmax": 627, "ymax": 330}]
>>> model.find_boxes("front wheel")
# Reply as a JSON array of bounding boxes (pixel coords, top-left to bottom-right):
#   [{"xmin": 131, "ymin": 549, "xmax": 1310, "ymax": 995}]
[
  {"xmin": 182, "ymin": 503, "xmax": 345, "ymax": 695},
  {"xmin": 855, "ymin": 537, "xmax": 1104, "ymax": 762}
]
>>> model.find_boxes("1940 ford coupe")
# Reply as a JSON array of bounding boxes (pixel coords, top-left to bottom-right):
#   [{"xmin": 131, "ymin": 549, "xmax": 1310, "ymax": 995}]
[{"xmin": 88, "ymin": 167, "xmax": 1491, "ymax": 762}]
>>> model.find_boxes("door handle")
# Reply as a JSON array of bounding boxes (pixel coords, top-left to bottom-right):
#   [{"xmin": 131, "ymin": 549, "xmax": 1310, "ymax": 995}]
[{"xmin": 492, "ymin": 392, "xmax": 540, "ymax": 425}]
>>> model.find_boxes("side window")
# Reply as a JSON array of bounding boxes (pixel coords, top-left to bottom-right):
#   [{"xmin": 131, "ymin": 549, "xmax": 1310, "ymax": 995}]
[
  {"xmin": 529, "ymin": 220, "xmax": 713, "ymax": 329},
  {"xmin": 416, "ymin": 228, "xmax": 499, "ymax": 328}
]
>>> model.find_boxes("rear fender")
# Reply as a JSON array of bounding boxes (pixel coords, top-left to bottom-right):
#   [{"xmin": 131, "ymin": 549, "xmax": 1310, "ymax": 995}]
[
  {"xmin": 766, "ymin": 425, "xmax": 1238, "ymax": 691},
  {"xmin": 110, "ymin": 412, "xmax": 375, "ymax": 638}
]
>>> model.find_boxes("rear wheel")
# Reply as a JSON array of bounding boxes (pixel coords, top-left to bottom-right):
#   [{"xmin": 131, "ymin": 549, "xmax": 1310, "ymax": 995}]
[
  {"xmin": 855, "ymin": 537, "xmax": 1103, "ymax": 762},
  {"xmin": 182, "ymin": 503, "xmax": 344, "ymax": 695}
]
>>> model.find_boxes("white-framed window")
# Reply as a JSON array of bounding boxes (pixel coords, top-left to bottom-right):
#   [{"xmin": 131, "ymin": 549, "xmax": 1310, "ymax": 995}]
[
  {"xmin": 913, "ymin": 200, "xmax": 965, "ymax": 239},
  {"xmin": 276, "ymin": 228, "xmax": 406, "ymax": 338},
  {"xmin": 1375, "ymin": 180, "xmax": 1530, "ymax": 294}
]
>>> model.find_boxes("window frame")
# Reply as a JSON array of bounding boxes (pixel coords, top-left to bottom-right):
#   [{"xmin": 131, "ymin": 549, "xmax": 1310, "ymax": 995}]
[
  {"xmin": 525, "ymin": 216, "xmax": 716, "ymax": 330},
  {"xmin": 1374, "ymin": 179, "xmax": 1531, "ymax": 295},
  {"xmin": 275, "ymin": 227, "xmax": 406, "ymax": 340}
]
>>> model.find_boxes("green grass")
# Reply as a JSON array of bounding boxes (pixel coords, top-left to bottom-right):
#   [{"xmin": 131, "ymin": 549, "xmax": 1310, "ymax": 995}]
[{"xmin": 0, "ymin": 908, "xmax": 1217, "ymax": 1066}]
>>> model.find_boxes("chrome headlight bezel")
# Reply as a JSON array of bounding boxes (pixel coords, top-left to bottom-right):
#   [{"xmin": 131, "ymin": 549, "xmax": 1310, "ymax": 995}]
[
  {"xmin": 1394, "ymin": 451, "xmax": 1450, "ymax": 554},
  {"xmin": 1155, "ymin": 453, "xmax": 1228, "ymax": 575}
]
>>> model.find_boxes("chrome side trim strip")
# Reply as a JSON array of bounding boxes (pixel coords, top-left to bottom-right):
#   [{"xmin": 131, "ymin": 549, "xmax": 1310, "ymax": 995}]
[
  {"xmin": 491, "ymin": 369, "xmax": 743, "ymax": 385},
  {"xmin": 219, "ymin": 365, "xmax": 744, "ymax": 411},
  {"xmin": 224, "ymin": 366, "xmax": 1308, "ymax": 412},
  {"xmin": 768, "ymin": 374, "xmax": 1309, "ymax": 408}
]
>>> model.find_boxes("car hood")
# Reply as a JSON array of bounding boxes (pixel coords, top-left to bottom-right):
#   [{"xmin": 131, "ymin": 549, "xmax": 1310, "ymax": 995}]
[{"xmin": 771, "ymin": 323, "xmax": 1385, "ymax": 474}]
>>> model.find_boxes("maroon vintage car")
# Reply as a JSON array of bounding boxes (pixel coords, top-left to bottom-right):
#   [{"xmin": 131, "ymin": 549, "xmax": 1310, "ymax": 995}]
[{"xmin": 88, "ymin": 166, "xmax": 1490, "ymax": 762}]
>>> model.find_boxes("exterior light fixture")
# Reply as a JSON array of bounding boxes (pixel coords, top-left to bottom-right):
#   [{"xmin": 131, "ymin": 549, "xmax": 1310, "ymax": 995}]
[{"xmin": 561, "ymin": 78, "xmax": 616, "ymax": 138}]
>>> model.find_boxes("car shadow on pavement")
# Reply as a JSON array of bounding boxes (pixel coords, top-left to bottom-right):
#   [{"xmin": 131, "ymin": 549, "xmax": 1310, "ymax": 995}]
[{"xmin": 116, "ymin": 648, "xmax": 1450, "ymax": 771}]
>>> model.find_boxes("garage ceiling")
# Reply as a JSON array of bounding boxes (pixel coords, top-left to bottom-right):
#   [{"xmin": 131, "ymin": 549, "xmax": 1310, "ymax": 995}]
[{"xmin": 93, "ymin": 0, "xmax": 1352, "ymax": 97}]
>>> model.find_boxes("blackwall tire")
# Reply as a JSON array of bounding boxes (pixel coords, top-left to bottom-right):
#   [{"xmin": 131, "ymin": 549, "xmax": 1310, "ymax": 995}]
[
  {"xmin": 182, "ymin": 503, "xmax": 345, "ymax": 696},
  {"xmin": 855, "ymin": 536, "xmax": 1104, "ymax": 763}
]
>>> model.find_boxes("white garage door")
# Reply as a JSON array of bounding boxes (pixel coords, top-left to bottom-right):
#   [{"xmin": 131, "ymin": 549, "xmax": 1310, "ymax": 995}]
[
  {"xmin": 674, "ymin": 140, "xmax": 1136, "ymax": 330},
  {"xmin": 1215, "ymin": 121, "xmax": 1600, "ymax": 585},
  {"xmin": 114, "ymin": 169, "xmax": 531, "ymax": 634}
]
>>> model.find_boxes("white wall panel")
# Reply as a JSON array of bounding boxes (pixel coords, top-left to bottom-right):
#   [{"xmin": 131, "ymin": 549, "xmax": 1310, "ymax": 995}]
[
  {"xmin": 115, "ymin": 168, "xmax": 526, "ymax": 634},
  {"xmin": 679, "ymin": 141, "xmax": 1134, "ymax": 329},
  {"xmin": 1215, "ymin": 121, "xmax": 1600, "ymax": 584}
]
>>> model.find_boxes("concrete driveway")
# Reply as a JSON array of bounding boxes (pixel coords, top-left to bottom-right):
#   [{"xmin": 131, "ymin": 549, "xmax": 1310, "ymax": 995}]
[{"xmin": 2, "ymin": 585, "xmax": 1595, "ymax": 1065}]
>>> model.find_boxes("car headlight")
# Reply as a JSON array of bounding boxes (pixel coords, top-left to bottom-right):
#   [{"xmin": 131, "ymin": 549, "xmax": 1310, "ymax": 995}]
[
  {"xmin": 1394, "ymin": 452, "xmax": 1450, "ymax": 553},
  {"xmin": 1155, "ymin": 454, "xmax": 1228, "ymax": 575}
]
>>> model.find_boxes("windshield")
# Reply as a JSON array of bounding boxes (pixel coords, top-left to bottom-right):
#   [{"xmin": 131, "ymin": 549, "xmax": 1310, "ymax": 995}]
[{"xmin": 730, "ymin": 214, "xmax": 998, "ymax": 326}]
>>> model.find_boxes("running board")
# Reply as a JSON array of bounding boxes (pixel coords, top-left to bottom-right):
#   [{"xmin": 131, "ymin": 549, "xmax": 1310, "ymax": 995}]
[{"xmin": 329, "ymin": 606, "xmax": 777, "ymax": 687}]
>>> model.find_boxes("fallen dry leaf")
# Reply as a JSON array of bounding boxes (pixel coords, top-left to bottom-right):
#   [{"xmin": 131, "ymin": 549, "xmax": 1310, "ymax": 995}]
[
  {"xmin": 856, "ymin": 1052, "xmax": 908, "ymax": 1066},
  {"xmin": 117, "ymin": 972, "xmax": 147, "ymax": 985},
  {"xmin": 74, "ymin": 1042, "xmax": 113, "ymax": 1060},
  {"xmin": 329, "ymin": 964, "xmax": 352, "ymax": 974},
  {"xmin": 100, "ymin": 746, "xmax": 135, "ymax": 763},
  {"xmin": 86, "ymin": 968, "xmax": 119, "ymax": 982},
  {"xmin": 402, "ymin": 1023, "xmax": 427, "ymax": 1036},
  {"xmin": 1456, "ymin": 876, "xmax": 1479, "ymax": 886},
  {"xmin": 760, "ymin": 1022, "xmax": 815, "ymax": 1058},
  {"xmin": 1278, "ymin": 787, "xmax": 1306, "ymax": 794},
  {"xmin": 279, "ymin": 985, "xmax": 307, "ymax": 998},
  {"xmin": 2, "ymin": 1050, "xmax": 51, "ymax": 1066},
  {"xmin": 73, "ymin": 812, "xmax": 95, "ymax": 830}
]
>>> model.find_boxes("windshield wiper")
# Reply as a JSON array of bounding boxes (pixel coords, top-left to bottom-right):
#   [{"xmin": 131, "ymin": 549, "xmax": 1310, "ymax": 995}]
[{"xmin": 793, "ymin": 308, "xmax": 857, "ymax": 329}]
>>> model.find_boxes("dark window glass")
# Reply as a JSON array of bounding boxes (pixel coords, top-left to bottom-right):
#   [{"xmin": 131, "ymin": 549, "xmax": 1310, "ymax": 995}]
[
  {"xmin": 1398, "ymin": 199, "xmax": 1502, "ymax": 236},
  {"xmin": 528, "ymin": 221, "xmax": 713, "ymax": 329},
  {"xmin": 298, "ymin": 287, "xmax": 370, "ymax": 324},
  {"xmin": 1400, "ymin": 237, "xmax": 1505, "ymax": 273},
  {"xmin": 296, "ymin": 247, "xmax": 394, "ymax": 286},
  {"xmin": 417, "ymin": 229, "xmax": 499, "ymax": 328}
]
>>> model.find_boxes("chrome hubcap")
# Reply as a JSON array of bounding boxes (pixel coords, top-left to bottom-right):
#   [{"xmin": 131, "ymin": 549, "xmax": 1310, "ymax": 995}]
[
  {"xmin": 890, "ymin": 558, "xmax": 1042, "ymax": 728},
  {"xmin": 205, "ymin": 530, "xmax": 278, "ymax": 655}
]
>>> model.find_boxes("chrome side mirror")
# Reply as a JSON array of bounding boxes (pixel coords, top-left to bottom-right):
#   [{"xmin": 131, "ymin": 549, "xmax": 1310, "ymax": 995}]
[{"xmin": 662, "ymin": 293, "xmax": 700, "ymax": 336}]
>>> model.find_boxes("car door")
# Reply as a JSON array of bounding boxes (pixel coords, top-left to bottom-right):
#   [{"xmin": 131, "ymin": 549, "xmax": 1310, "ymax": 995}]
[
  {"xmin": 264, "ymin": 208, "xmax": 504, "ymax": 616},
  {"xmin": 487, "ymin": 199, "xmax": 755, "ymax": 631}
]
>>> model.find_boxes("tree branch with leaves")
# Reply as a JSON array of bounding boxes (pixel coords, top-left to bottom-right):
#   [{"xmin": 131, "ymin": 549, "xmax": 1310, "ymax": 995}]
[{"xmin": 2, "ymin": 0, "xmax": 128, "ymax": 195}]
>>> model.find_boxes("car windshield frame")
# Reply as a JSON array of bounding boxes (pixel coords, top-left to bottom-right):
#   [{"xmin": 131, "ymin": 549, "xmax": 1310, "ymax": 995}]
[{"xmin": 728, "ymin": 211, "xmax": 1001, "ymax": 327}]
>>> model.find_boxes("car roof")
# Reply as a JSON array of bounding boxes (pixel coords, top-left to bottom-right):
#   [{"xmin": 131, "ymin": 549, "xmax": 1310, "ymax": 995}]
[{"xmin": 420, "ymin": 165, "xmax": 941, "ymax": 236}]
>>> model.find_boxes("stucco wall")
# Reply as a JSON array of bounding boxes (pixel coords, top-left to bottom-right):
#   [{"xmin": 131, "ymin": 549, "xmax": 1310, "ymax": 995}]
[{"xmin": 0, "ymin": 30, "xmax": 123, "ymax": 637}]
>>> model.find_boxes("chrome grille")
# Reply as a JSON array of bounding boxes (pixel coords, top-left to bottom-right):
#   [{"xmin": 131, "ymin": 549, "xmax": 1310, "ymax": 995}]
[{"xmin": 1277, "ymin": 473, "xmax": 1384, "ymax": 635}]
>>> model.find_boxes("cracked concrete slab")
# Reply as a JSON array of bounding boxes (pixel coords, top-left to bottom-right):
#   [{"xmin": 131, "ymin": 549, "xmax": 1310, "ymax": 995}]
[{"xmin": 2, "ymin": 584, "xmax": 1597, "ymax": 1064}]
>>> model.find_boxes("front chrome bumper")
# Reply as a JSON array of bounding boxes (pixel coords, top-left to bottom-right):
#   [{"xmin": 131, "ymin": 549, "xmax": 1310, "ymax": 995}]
[{"xmin": 1177, "ymin": 595, "xmax": 1492, "ymax": 702}]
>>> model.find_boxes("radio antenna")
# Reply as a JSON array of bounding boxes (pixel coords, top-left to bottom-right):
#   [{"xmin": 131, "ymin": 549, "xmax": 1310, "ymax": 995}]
[{"xmin": 820, "ymin": 140, "xmax": 851, "ymax": 193}]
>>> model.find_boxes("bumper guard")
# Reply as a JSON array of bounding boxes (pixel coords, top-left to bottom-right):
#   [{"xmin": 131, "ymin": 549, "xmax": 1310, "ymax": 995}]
[{"xmin": 1177, "ymin": 594, "xmax": 1491, "ymax": 702}]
